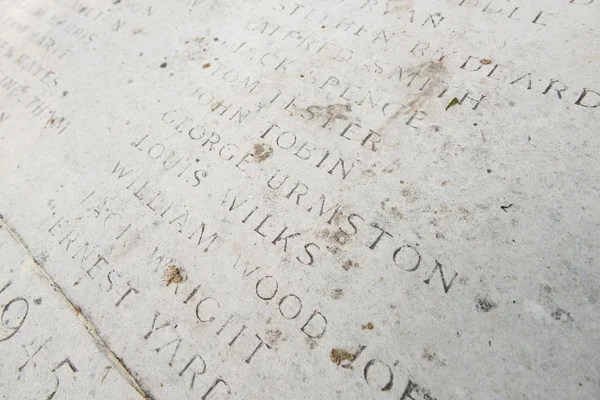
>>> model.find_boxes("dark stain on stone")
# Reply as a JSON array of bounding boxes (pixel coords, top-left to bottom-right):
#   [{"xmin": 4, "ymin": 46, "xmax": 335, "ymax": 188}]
[
  {"xmin": 342, "ymin": 260, "xmax": 359, "ymax": 271},
  {"xmin": 476, "ymin": 297, "xmax": 497, "ymax": 312},
  {"xmin": 326, "ymin": 245, "xmax": 341, "ymax": 255},
  {"xmin": 160, "ymin": 62, "xmax": 167, "ymax": 68},
  {"xmin": 551, "ymin": 308, "xmax": 573, "ymax": 322}
]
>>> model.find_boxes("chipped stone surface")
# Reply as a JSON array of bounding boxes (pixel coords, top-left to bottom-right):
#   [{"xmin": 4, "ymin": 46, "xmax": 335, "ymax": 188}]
[{"xmin": 0, "ymin": 0, "xmax": 599, "ymax": 399}]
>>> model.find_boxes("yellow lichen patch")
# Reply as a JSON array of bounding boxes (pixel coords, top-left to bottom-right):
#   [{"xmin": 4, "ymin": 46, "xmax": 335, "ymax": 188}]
[
  {"xmin": 362, "ymin": 322, "xmax": 374, "ymax": 330},
  {"xmin": 164, "ymin": 265, "xmax": 183, "ymax": 286},
  {"xmin": 480, "ymin": 59, "xmax": 492, "ymax": 65},
  {"xmin": 330, "ymin": 349, "xmax": 355, "ymax": 365}
]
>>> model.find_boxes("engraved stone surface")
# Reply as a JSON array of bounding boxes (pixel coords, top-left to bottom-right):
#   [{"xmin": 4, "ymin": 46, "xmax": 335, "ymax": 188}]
[{"xmin": 0, "ymin": 0, "xmax": 599, "ymax": 399}]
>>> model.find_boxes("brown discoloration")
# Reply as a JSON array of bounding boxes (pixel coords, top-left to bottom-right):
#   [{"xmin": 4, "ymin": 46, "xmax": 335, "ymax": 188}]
[
  {"xmin": 164, "ymin": 265, "xmax": 183, "ymax": 286},
  {"xmin": 202, "ymin": 63, "xmax": 211, "ymax": 69},
  {"xmin": 362, "ymin": 322, "xmax": 374, "ymax": 330},
  {"xmin": 480, "ymin": 59, "xmax": 492, "ymax": 65},
  {"xmin": 318, "ymin": 228, "xmax": 348, "ymax": 246},
  {"xmin": 330, "ymin": 349, "xmax": 355, "ymax": 365},
  {"xmin": 252, "ymin": 143, "xmax": 273, "ymax": 162}
]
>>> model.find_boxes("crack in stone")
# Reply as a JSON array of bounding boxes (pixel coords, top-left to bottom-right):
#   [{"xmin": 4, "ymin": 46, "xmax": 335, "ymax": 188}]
[{"xmin": 0, "ymin": 214, "xmax": 154, "ymax": 400}]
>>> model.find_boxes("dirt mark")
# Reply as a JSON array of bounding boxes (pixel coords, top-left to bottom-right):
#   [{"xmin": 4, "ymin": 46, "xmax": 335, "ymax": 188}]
[
  {"xmin": 380, "ymin": 198, "xmax": 404, "ymax": 218},
  {"xmin": 475, "ymin": 296, "xmax": 497, "ymax": 312},
  {"xmin": 252, "ymin": 143, "xmax": 273, "ymax": 162},
  {"xmin": 551, "ymin": 308, "xmax": 573, "ymax": 322},
  {"xmin": 317, "ymin": 228, "xmax": 349, "ymax": 246},
  {"xmin": 422, "ymin": 348, "xmax": 447, "ymax": 367},
  {"xmin": 307, "ymin": 103, "xmax": 352, "ymax": 122},
  {"xmin": 330, "ymin": 349, "xmax": 355, "ymax": 365},
  {"xmin": 331, "ymin": 288, "xmax": 344, "ymax": 299},
  {"xmin": 164, "ymin": 265, "xmax": 184, "ymax": 286},
  {"xmin": 342, "ymin": 260, "xmax": 360, "ymax": 271}
]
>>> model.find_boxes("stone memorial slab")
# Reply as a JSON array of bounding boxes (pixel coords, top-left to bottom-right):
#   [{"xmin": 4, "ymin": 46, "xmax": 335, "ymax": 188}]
[{"xmin": 0, "ymin": 0, "xmax": 599, "ymax": 399}]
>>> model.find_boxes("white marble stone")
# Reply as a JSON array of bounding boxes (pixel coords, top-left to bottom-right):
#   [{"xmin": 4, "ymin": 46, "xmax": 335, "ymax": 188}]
[{"xmin": 0, "ymin": 0, "xmax": 599, "ymax": 399}]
